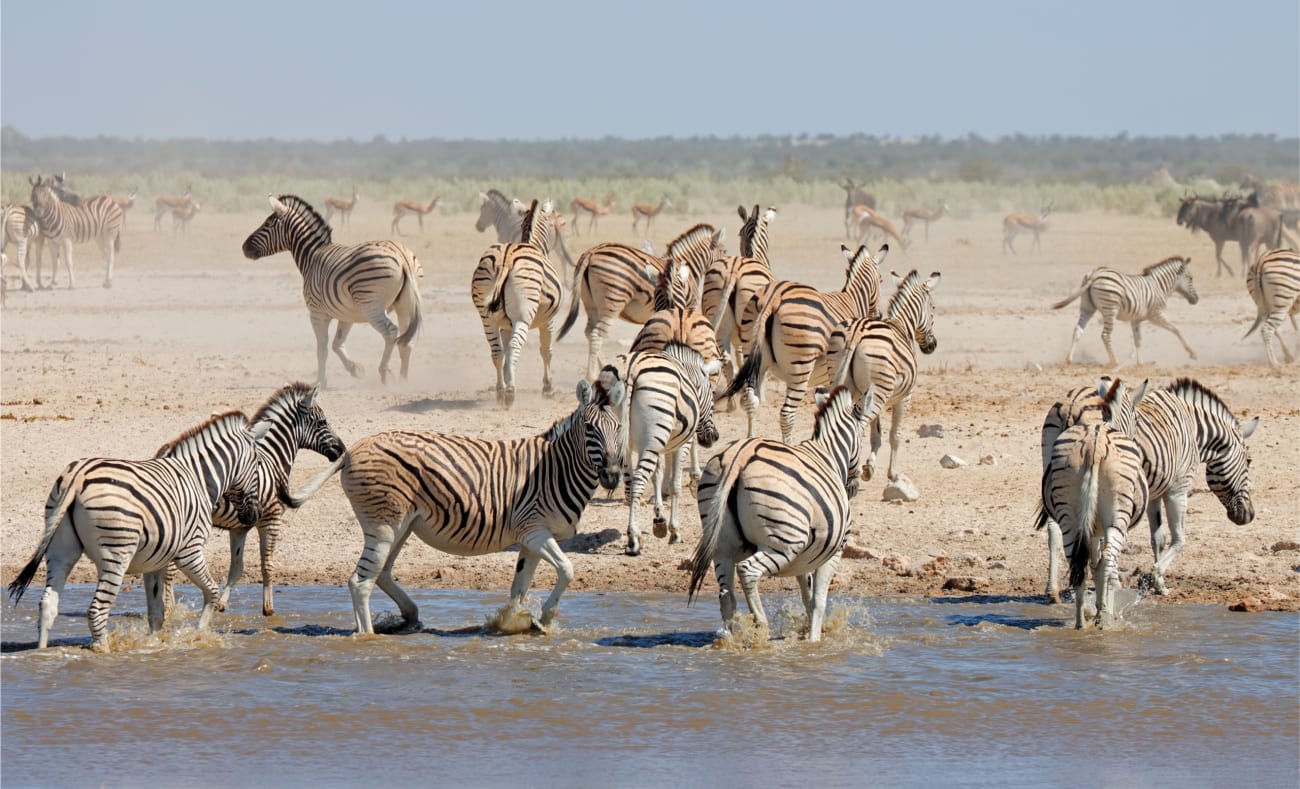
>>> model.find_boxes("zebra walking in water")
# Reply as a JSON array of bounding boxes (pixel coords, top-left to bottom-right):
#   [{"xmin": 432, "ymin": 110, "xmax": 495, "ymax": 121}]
[
  {"xmin": 278, "ymin": 371, "xmax": 627, "ymax": 634},
  {"xmin": 1054, "ymin": 256, "xmax": 1199, "ymax": 367},
  {"xmin": 1038, "ymin": 378, "xmax": 1148, "ymax": 630},
  {"xmin": 28, "ymin": 175, "xmax": 124, "ymax": 289},
  {"xmin": 559, "ymin": 224, "xmax": 726, "ymax": 381},
  {"xmin": 689, "ymin": 385, "xmax": 870, "ymax": 643},
  {"xmin": 7, "ymin": 412, "xmax": 268, "ymax": 653},
  {"xmin": 471, "ymin": 199, "xmax": 566, "ymax": 406},
  {"xmin": 623, "ymin": 341, "xmax": 722, "ymax": 556},
  {"xmin": 721, "ymin": 243, "xmax": 885, "ymax": 441},
  {"xmin": 242, "ymin": 195, "xmax": 423, "ymax": 389},
  {"xmin": 823, "ymin": 269, "xmax": 941, "ymax": 484},
  {"xmin": 1243, "ymin": 248, "xmax": 1300, "ymax": 366},
  {"xmin": 1038, "ymin": 377, "xmax": 1257, "ymax": 599},
  {"xmin": 162, "ymin": 383, "xmax": 346, "ymax": 617}
]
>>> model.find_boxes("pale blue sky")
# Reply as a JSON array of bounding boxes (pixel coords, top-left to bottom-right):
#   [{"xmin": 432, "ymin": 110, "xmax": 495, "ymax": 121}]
[{"xmin": 2, "ymin": 0, "xmax": 1297, "ymax": 141}]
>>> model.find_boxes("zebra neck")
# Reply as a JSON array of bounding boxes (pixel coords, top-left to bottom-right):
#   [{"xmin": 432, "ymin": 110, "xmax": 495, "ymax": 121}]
[{"xmin": 33, "ymin": 202, "xmax": 62, "ymax": 235}]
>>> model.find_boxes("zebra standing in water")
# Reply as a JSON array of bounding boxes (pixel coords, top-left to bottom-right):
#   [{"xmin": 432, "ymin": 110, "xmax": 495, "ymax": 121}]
[
  {"xmin": 7, "ymin": 412, "xmax": 268, "ymax": 652},
  {"xmin": 721, "ymin": 243, "xmax": 885, "ymax": 441},
  {"xmin": 1039, "ymin": 378, "xmax": 1148, "ymax": 629},
  {"xmin": 278, "ymin": 371, "xmax": 627, "ymax": 634},
  {"xmin": 28, "ymin": 175, "xmax": 123, "ymax": 289},
  {"xmin": 1038, "ymin": 377, "xmax": 1257, "ymax": 599},
  {"xmin": 823, "ymin": 269, "xmax": 941, "ymax": 484},
  {"xmin": 242, "ymin": 195, "xmax": 423, "ymax": 389},
  {"xmin": 689, "ymin": 385, "xmax": 870, "ymax": 643},
  {"xmin": 701, "ymin": 205, "xmax": 777, "ymax": 403},
  {"xmin": 559, "ymin": 224, "xmax": 726, "ymax": 381},
  {"xmin": 1053, "ymin": 256, "xmax": 1199, "ymax": 366},
  {"xmin": 1243, "ymin": 248, "xmax": 1300, "ymax": 366},
  {"xmin": 623, "ymin": 341, "xmax": 721, "ymax": 556},
  {"xmin": 162, "ymin": 383, "xmax": 347, "ymax": 617},
  {"xmin": 471, "ymin": 199, "xmax": 566, "ymax": 406},
  {"xmin": 2, "ymin": 204, "xmax": 40, "ymax": 292}
]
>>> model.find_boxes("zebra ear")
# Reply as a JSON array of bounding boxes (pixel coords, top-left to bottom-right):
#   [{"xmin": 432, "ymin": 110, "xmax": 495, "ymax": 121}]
[
  {"xmin": 303, "ymin": 386, "xmax": 319, "ymax": 407},
  {"xmin": 925, "ymin": 272, "xmax": 942, "ymax": 291},
  {"xmin": 814, "ymin": 386, "xmax": 830, "ymax": 407},
  {"xmin": 702, "ymin": 359, "xmax": 723, "ymax": 377},
  {"xmin": 840, "ymin": 244, "xmax": 855, "ymax": 263},
  {"xmin": 737, "ymin": 205, "xmax": 748, "ymax": 222},
  {"xmin": 645, "ymin": 263, "xmax": 658, "ymax": 281},
  {"xmin": 479, "ymin": 192, "xmax": 490, "ymax": 204},
  {"xmin": 714, "ymin": 226, "xmax": 726, "ymax": 245},
  {"xmin": 890, "ymin": 270, "xmax": 903, "ymax": 287},
  {"xmin": 1097, "ymin": 376, "xmax": 1114, "ymax": 399},
  {"xmin": 1240, "ymin": 416, "xmax": 1259, "ymax": 439},
  {"xmin": 250, "ymin": 421, "xmax": 272, "ymax": 442},
  {"xmin": 876, "ymin": 244, "xmax": 890, "ymax": 266},
  {"xmin": 576, "ymin": 378, "xmax": 592, "ymax": 404},
  {"xmin": 268, "ymin": 195, "xmax": 288, "ymax": 214},
  {"xmin": 1131, "ymin": 379, "xmax": 1150, "ymax": 407}
]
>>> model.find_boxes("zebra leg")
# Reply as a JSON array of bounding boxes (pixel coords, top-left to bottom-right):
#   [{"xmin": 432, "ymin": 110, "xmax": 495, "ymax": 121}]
[
  {"xmin": 366, "ymin": 309, "xmax": 402, "ymax": 385},
  {"xmin": 257, "ymin": 519, "xmax": 280, "ymax": 616},
  {"xmin": 331, "ymin": 321, "xmax": 365, "ymax": 380},
  {"xmin": 864, "ymin": 415, "xmax": 884, "ymax": 482},
  {"xmin": 1146, "ymin": 313, "xmax": 1197, "ymax": 360},
  {"xmin": 805, "ymin": 556, "xmax": 840, "ymax": 642},
  {"xmin": 538, "ymin": 322, "xmax": 555, "ymax": 398},
  {"xmin": 1100, "ymin": 311, "xmax": 1119, "ymax": 367},
  {"xmin": 350, "ymin": 516, "xmax": 417, "ymax": 634},
  {"xmin": 310, "ymin": 313, "xmax": 332, "ymax": 389},
  {"xmin": 502, "ymin": 319, "xmax": 531, "ymax": 407},
  {"xmin": 373, "ymin": 526, "xmax": 420, "ymax": 633},
  {"xmin": 623, "ymin": 459, "xmax": 647, "ymax": 556},
  {"xmin": 15, "ymin": 237, "xmax": 33, "ymax": 291},
  {"xmin": 87, "ymin": 557, "xmax": 131, "ymax": 652},
  {"xmin": 100, "ymin": 235, "xmax": 114, "ymax": 289},
  {"xmin": 1045, "ymin": 519, "xmax": 1063, "ymax": 603},
  {"xmin": 35, "ymin": 523, "xmax": 81, "ymax": 650},
  {"xmin": 173, "ymin": 545, "xmax": 222, "ymax": 632},
  {"xmin": 735, "ymin": 554, "xmax": 776, "ymax": 634},
  {"xmin": 585, "ymin": 317, "xmax": 613, "ymax": 382},
  {"xmin": 144, "ymin": 570, "xmax": 167, "ymax": 635},
  {"xmin": 519, "ymin": 529, "xmax": 574, "ymax": 628},
  {"xmin": 1128, "ymin": 320, "xmax": 1143, "ymax": 365},
  {"xmin": 1150, "ymin": 489, "xmax": 1190, "ymax": 596},
  {"xmin": 60, "ymin": 239, "xmax": 75, "ymax": 290},
  {"xmin": 886, "ymin": 397, "xmax": 909, "ymax": 482},
  {"xmin": 218, "ymin": 527, "xmax": 250, "ymax": 613},
  {"xmin": 480, "ymin": 319, "xmax": 507, "ymax": 403},
  {"xmin": 663, "ymin": 449, "xmax": 685, "ymax": 544},
  {"xmin": 162, "ymin": 564, "xmax": 179, "ymax": 619},
  {"xmin": 778, "ymin": 382, "xmax": 807, "ymax": 444},
  {"xmin": 1064, "ymin": 306, "xmax": 1094, "ymax": 366}
]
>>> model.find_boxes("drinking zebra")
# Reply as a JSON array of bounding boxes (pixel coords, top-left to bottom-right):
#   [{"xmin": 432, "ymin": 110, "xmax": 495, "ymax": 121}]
[
  {"xmin": 1243, "ymin": 248, "xmax": 1300, "ymax": 366},
  {"xmin": 1053, "ymin": 256, "xmax": 1199, "ymax": 367},
  {"xmin": 278, "ymin": 371, "xmax": 627, "ymax": 634},
  {"xmin": 241, "ymin": 195, "xmax": 423, "ymax": 389},
  {"xmin": 823, "ymin": 269, "xmax": 941, "ymax": 484},
  {"xmin": 721, "ymin": 243, "xmax": 885, "ymax": 441},
  {"xmin": 689, "ymin": 385, "xmax": 870, "ymax": 643},
  {"xmin": 623, "ymin": 342, "xmax": 721, "ymax": 556},
  {"xmin": 559, "ymin": 224, "xmax": 726, "ymax": 381},
  {"xmin": 471, "ymin": 199, "xmax": 566, "ymax": 406},
  {"xmin": 1038, "ymin": 377, "xmax": 1257, "ymax": 599},
  {"xmin": 162, "ymin": 383, "xmax": 346, "ymax": 617},
  {"xmin": 28, "ymin": 175, "xmax": 124, "ymax": 289},
  {"xmin": 1038, "ymin": 378, "xmax": 1148, "ymax": 629},
  {"xmin": 7, "ymin": 412, "xmax": 269, "ymax": 652}
]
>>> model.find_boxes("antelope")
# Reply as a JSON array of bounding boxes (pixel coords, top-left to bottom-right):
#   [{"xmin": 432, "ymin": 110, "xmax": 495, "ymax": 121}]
[
  {"xmin": 391, "ymin": 197, "xmax": 440, "ymax": 234},
  {"xmin": 108, "ymin": 189, "xmax": 139, "ymax": 213},
  {"xmin": 901, "ymin": 203, "xmax": 949, "ymax": 242},
  {"xmin": 154, "ymin": 186, "xmax": 192, "ymax": 230},
  {"xmin": 569, "ymin": 194, "xmax": 615, "ymax": 236},
  {"xmin": 841, "ymin": 178, "xmax": 876, "ymax": 236},
  {"xmin": 172, "ymin": 201, "xmax": 201, "ymax": 233},
  {"xmin": 1003, "ymin": 203, "xmax": 1052, "ymax": 254},
  {"xmin": 848, "ymin": 205, "xmax": 907, "ymax": 250},
  {"xmin": 632, "ymin": 196, "xmax": 671, "ymax": 234},
  {"xmin": 323, "ymin": 188, "xmax": 360, "ymax": 227}
]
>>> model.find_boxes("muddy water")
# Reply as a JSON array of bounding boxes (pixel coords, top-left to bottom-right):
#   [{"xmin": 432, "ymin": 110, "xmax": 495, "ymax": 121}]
[{"xmin": 2, "ymin": 586, "xmax": 1296, "ymax": 789}]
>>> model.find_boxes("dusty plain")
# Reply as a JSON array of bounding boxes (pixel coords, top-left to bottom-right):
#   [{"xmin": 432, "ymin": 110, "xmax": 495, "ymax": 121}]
[{"xmin": 2, "ymin": 201, "xmax": 1297, "ymax": 618}]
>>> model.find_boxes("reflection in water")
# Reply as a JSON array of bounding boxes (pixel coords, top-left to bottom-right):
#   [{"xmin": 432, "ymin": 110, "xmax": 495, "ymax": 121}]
[{"xmin": 2, "ymin": 586, "xmax": 1297, "ymax": 789}]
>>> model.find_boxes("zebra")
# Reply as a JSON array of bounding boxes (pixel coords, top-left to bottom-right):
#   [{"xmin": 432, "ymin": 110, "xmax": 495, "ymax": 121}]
[
  {"xmin": 701, "ymin": 205, "xmax": 777, "ymax": 405},
  {"xmin": 278, "ymin": 370, "xmax": 627, "ymax": 634},
  {"xmin": 1038, "ymin": 378, "xmax": 1149, "ymax": 629},
  {"xmin": 688, "ymin": 385, "xmax": 871, "ymax": 643},
  {"xmin": 720, "ymin": 243, "xmax": 885, "ymax": 441},
  {"xmin": 470, "ymin": 199, "xmax": 565, "ymax": 406},
  {"xmin": 241, "ymin": 195, "xmax": 423, "ymax": 389},
  {"xmin": 558, "ymin": 223, "xmax": 726, "ymax": 381},
  {"xmin": 823, "ymin": 269, "xmax": 941, "ymax": 484},
  {"xmin": 623, "ymin": 341, "xmax": 722, "ymax": 556},
  {"xmin": 476, "ymin": 189, "xmax": 576, "ymax": 281},
  {"xmin": 1053, "ymin": 255, "xmax": 1199, "ymax": 367},
  {"xmin": 1243, "ymin": 248, "xmax": 1300, "ymax": 366},
  {"xmin": 1038, "ymin": 377, "xmax": 1258, "ymax": 599},
  {"xmin": 162, "ymin": 383, "xmax": 346, "ymax": 617},
  {"xmin": 28, "ymin": 175, "xmax": 124, "ymax": 289},
  {"xmin": 7, "ymin": 412, "xmax": 269, "ymax": 653},
  {"xmin": 2, "ymin": 203, "xmax": 39, "ymax": 292}
]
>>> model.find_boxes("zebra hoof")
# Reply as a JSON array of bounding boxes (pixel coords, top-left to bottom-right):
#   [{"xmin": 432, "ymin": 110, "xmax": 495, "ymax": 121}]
[
  {"xmin": 667, "ymin": 531, "xmax": 681, "ymax": 545},
  {"xmin": 624, "ymin": 541, "xmax": 641, "ymax": 557},
  {"xmin": 652, "ymin": 518, "xmax": 668, "ymax": 539},
  {"xmin": 102, "ymin": 279, "xmax": 112, "ymax": 289},
  {"xmin": 541, "ymin": 385, "xmax": 555, "ymax": 398}
]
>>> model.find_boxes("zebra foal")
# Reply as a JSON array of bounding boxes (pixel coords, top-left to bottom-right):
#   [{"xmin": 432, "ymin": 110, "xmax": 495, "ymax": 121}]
[
  {"xmin": 7, "ymin": 412, "xmax": 269, "ymax": 652},
  {"xmin": 242, "ymin": 195, "xmax": 423, "ymax": 389},
  {"xmin": 689, "ymin": 385, "xmax": 870, "ymax": 643},
  {"xmin": 1243, "ymin": 248, "xmax": 1300, "ymax": 366},
  {"xmin": 279, "ymin": 371, "xmax": 627, "ymax": 634},
  {"xmin": 1053, "ymin": 256, "xmax": 1199, "ymax": 367}
]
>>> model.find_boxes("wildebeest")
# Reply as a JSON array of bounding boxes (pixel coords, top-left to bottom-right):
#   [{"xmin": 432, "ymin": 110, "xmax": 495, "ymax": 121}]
[{"xmin": 1175, "ymin": 194, "xmax": 1286, "ymax": 277}]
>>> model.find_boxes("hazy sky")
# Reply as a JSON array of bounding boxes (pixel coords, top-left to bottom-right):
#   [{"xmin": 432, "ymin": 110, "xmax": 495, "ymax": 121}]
[{"xmin": 3, "ymin": 0, "xmax": 1297, "ymax": 142}]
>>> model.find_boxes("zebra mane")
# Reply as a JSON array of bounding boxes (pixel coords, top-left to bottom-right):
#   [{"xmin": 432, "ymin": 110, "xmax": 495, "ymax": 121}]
[
  {"xmin": 666, "ymin": 224, "xmax": 718, "ymax": 261},
  {"xmin": 542, "ymin": 406, "xmax": 584, "ymax": 442},
  {"xmin": 661, "ymin": 340, "xmax": 702, "ymax": 367},
  {"xmin": 1164, "ymin": 377, "xmax": 1234, "ymax": 422},
  {"xmin": 250, "ymin": 382, "xmax": 314, "ymax": 425},
  {"xmin": 276, "ymin": 194, "xmax": 333, "ymax": 243},
  {"xmin": 519, "ymin": 199, "xmax": 542, "ymax": 243},
  {"xmin": 886, "ymin": 269, "xmax": 926, "ymax": 316},
  {"xmin": 1141, "ymin": 256, "xmax": 1189, "ymax": 276},
  {"xmin": 485, "ymin": 189, "xmax": 512, "ymax": 209},
  {"xmin": 155, "ymin": 411, "xmax": 249, "ymax": 458},
  {"xmin": 811, "ymin": 385, "xmax": 854, "ymax": 438},
  {"xmin": 738, "ymin": 205, "xmax": 759, "ymax": 258}
]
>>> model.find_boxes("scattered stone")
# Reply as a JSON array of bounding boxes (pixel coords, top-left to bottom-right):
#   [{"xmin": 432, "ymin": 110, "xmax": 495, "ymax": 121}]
[
  {"xmin": 1228, "ymin": 597, "xmax": 1264, "ymax": 613},
  {"xmin": 942, "ymin": 576, "xmax": 984, "ymax": 592},
  {"xmin": 433, "ymin": 566, "xmax": 458, "ymax": 583},
  {"xmin": 677, "ymin": 559, "xmax": 693, "ymax": 572},
  {"xmin": 987, "ymin": 560, "xmax": 1008, "ymax": 570},
  {"xmin": 978, "ymin": 454, "xmax": 998, "ymax": 466},
  {"xmin": 909, "ymin": 555, "xmax": 950, "ymax": 578},
  {"xmin": 1026, "ymin": 362, "xmax": 1044, "ymax": 372},
  {"xmin": 940, "ymin": 454, "xmax": 967, "ymax": 469},
  {"xmin": 883, "ymin": 474, "xmax": 920, "ymax": 502},
  {"xmin": 841, "ymin": 542, "xmax": 877, "ymax": 560},
  {"xmin": 1269, "ymin": 540, "xmax": 1300, "ymax": 553},
  {"xmin": 882, "ymin": 555, "xmax": 911, "ymax": 576},
  {"xmin": 918, "ymin": 424, "xmax": 945, "ymax": 438}
]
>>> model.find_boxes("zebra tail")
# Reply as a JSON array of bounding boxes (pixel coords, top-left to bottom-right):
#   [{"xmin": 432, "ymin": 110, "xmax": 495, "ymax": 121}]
[
  {"xmin": 1242, "ymin": 263, "xmax": 1269, "ymax": 339},
  {"xmin": 1067, "ymin": 450, "xmax": 1101, "ymax": 591},
  {"xmin": 688, "ymin": 454, "xmax": 744, "ymax": 604},
  {"xmin": 717, "ymin": 322, "xmax": 765, "ymax": 401},
  {"xmin": 8, "ymin": 474, "xmax": 81, "ymax": 605},
  {"xmin": 278, "ymin": 455, "xmax": 346, "ymax": 509},
  {"xmin": 1051, "ymin": 287, "xmax": 1085, "ymax": 310},
  {"xmin": 552, "ymin": 231, "xmax": 576, "ymax": 285},
  {"xmin": 556, "ymin": 255, "xmax": 588, "ymax": 342},
  {"xmin": 396, "ymin": 264, "xmax": 422, "ymax": 346}
]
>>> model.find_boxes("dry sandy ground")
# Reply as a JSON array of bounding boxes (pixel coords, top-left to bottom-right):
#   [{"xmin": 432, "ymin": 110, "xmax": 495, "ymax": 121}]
[{"xmin": 2, "ymin": 200, "xmax": 1297, "ymax": 619}]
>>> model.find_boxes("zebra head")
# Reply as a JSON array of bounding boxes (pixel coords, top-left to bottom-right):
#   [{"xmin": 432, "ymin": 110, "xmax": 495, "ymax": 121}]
[
  {"xmin": 243, "ymin": 195, "xmax": 330, "ymax": 259},
  {"xmin": 1207, "ymin": 414, "xmax": 1258, "ymax": 526},
  {"xmin": 889, "ymin": 270, "xmax": 942, "ymax": 354},
  {"xmin": 581, "ymin": 365, "xmax": 627, "ymax": 491},
  {"xmin": 1172, "ymin": 258, "xmax": 1199, "ymax": 305},
  {"xmin": 252, "ymin": 383, "xmax": 346, "ymax": 463},
  {"xmin": 695, "ymin": 357, "xmax": 723, "ymax": 449}
]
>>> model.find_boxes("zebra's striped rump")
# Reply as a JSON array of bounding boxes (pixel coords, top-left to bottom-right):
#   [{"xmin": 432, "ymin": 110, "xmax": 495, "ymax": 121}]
[
  {"xmin": 278, "ymin": 370, "xmax": 627, "ymax": 633},
  {"xmin": 1243, "ymin": 248, "xmax": 1300, "ymax": 366}
]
